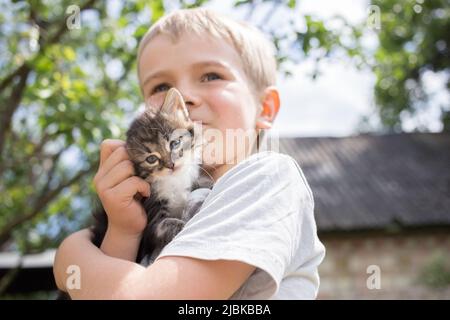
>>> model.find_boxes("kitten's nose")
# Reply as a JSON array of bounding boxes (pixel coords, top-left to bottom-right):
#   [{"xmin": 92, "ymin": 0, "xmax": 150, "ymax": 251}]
[{"xmin": 167, "ymin": 162, "xmax": 175, "ymax": 170}]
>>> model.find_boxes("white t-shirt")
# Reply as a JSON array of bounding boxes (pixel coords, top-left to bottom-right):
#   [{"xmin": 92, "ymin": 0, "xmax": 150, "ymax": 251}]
[{"xmin": 155, "ymin": 151, "xmax": 326, "ymax": 299}]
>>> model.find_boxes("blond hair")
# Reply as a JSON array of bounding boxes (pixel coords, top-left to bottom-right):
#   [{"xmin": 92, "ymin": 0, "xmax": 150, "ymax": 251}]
[{"xmin": 137, "ymin": 8, "xmax": 277, "ymax": 96}]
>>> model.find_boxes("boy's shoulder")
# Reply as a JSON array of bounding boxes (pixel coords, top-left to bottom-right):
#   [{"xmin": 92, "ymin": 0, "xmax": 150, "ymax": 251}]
[
  {"xmin": 246, "ymin": 150, "xmax": 294, "ymax": 163},
  {"xmin": 224, "ymin": 150, "xmax": 294, "ymax": 169},
  {"xmin": 216, "ymin": 151, "xmax": 313, "ymax": 201},
  {"xmin": 225, "ymin": 151, "xmax": 302, "ymax": 178}
]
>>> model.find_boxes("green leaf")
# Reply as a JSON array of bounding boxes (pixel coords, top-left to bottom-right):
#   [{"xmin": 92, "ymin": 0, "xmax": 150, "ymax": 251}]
[
  {"xmin": 234, "ymin": 0, "xmax": 253, "ymax": 7},
  {"xmin": 62, "ymin": 47, "xmax": 76, "ymax": 61},
  {"xmin": 287, "ymin": 0, "xmax": 296, "ymax": 9},
  {"xmin": 150, "ymin": 0, "xmax": 165, "ymax": 23}
]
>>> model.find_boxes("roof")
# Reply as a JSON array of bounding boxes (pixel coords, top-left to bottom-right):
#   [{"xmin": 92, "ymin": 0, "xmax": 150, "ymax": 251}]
[
  {"xmin": 278, "ymin": 132, "xmax": 450, "ymax": 232},
  {"xmin": 0, "ymin": 250, "xmax": 57, "ymax": 293},
  {"xmin": 0, "ymin": 250, "xmax": 55, "ymax": 269}
]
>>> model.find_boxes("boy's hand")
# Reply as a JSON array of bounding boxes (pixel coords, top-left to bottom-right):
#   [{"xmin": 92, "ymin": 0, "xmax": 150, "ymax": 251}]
[{"xmin": 93, "ymin": 139, "xmax": 151, "ymax": 238}]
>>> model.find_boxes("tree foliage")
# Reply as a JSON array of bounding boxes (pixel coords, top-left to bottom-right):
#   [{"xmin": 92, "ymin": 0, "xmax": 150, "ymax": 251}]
[{"xmin": 371, "ymin": 0, "xmax": 449, "ymax": 131}]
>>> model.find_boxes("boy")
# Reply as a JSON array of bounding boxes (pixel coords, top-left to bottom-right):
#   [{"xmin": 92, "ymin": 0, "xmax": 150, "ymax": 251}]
[{"xmin": 53, "ymin": 8, "xmax": 325, "ymax": 299}]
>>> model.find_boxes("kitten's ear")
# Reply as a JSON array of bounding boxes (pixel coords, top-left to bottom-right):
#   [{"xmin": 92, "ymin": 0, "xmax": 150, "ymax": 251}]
[{"xmin": 160, "ymin": 88, "xmax": 190, "ymax": 122}]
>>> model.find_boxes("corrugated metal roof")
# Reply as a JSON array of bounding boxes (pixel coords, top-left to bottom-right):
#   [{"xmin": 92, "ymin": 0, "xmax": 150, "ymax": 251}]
[{"xmin": 279, "ymin": 133, "xmax": 450, "ymax": 232}]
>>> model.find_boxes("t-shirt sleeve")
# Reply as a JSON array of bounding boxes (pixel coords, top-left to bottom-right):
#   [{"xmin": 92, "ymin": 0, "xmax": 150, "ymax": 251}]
[{"xmin": 154, "ymin": 152, "xmax": 315, "ymax": 298}]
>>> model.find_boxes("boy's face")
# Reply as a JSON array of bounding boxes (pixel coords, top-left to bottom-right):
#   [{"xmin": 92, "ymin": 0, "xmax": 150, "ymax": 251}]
[{"xmin": 138, "ymin": 33, "xmax": 261, "ymax": 169}]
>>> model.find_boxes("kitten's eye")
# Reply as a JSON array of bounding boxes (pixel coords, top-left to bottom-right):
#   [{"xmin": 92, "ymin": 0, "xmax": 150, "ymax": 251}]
[
  {"xmin": 201, "ymin": 72, "xmax": 221, "ymax": 82},
  {"xmin": 146, "ymin": 155, "xmax": 159, "ymax": 164},
  {"xmin": 151, "ymin": 83, "xmax": 171, "ymax": 95},
  {"xmin": 170, "ymin": 139, "xmax": 181, "ymax": 150}
]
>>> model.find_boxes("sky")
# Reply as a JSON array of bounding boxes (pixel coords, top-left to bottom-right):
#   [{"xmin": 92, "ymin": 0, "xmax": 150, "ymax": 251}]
[{"xmin": 202, "ymin": 0, "xmax": 448, "ymax": 137}]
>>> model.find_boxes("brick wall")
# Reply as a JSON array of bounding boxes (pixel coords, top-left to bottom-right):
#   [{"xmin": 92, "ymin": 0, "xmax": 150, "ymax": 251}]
[{"xmin": 317, "ymin": 229, "xmax": 450, "ymax": 299}]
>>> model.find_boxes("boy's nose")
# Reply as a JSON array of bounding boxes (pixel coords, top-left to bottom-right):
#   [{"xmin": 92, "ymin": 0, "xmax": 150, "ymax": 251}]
[
  {"xmin": 183, "ymin": 96, "xmax": 202, "ymax": 122},
  {"xmin": 178, "ymin": 87, "xmax": 201, "ymax": 109}
]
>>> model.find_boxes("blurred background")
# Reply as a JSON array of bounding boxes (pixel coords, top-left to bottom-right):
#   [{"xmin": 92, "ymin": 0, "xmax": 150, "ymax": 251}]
[{"xmin": 0, "ymin": 0, "xmax": 449, "ymax": 299}]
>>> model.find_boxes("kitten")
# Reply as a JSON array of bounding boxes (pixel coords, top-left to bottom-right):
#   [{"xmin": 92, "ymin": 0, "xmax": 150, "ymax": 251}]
[{"xmin": 91, "ymin": 88, "xmax": 207, "ymax": 265}]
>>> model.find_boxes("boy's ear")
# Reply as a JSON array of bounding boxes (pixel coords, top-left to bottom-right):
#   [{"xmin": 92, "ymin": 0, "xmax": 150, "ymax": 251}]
[
  {"xmin": 161, "ymin": 88, "xmax": 190, "ymax": 122},
  {"xmin": 256, "ymin": 86, "xmax": 280, "ymax": 130}
]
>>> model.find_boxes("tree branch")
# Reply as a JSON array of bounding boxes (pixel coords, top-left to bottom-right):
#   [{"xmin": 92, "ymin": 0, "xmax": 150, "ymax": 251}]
[
  {"xmin": 38, "ymin": 148, "xmax": 67, "ymax": 195},
  {"xmin": 0, "ymin": 167, "xmax": 94, "ymax": 249},
  {"xmin": 0, "ymin": 67, "xmax": 31, "ymax": 160},
  {"xmin": 0, "ymin": 64, "xmax": 30, "ymax": 94}
]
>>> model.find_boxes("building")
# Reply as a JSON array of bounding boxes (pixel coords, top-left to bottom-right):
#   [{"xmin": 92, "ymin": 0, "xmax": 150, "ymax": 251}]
[{"xmin": 279, "ymin": 132, "xmax": 450, "ymax": 299}]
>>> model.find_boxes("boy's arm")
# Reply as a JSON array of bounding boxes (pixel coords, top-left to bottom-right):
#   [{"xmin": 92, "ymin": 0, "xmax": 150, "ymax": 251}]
[
  {"xmin": 99, "ymin": 226, "xmax": 142, "ymax": 261},
  {"xmin": 53, "ymin": 229, "xmax": 146, "ymax": 298},
  {"xmin": 53, "ymin": 229, "xmax": 255, "ymax": 299}
]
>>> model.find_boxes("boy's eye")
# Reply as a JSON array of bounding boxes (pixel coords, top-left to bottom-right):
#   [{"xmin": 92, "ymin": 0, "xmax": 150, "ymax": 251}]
[
  {"xmin": 146, "ymin": 155, "xmax": 159, "ymax": 164},
  {"xmin": 151, "ymin": 83, "xmax": 171, "ymax": 95},
  {"xmin": 201, "ymin": 72, "xmax": 221, "ymax": 82}
]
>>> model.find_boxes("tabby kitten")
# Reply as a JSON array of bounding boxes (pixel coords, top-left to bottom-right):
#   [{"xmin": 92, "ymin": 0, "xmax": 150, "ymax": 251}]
[{"xmin": 91, "ymin": 88, "xmax": 205, "ymax": 265}]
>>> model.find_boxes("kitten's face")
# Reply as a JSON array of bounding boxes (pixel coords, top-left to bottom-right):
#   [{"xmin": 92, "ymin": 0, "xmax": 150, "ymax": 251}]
[{"xmin": 126, "ymin": 89, "xmax": 199, "ymax": 183}]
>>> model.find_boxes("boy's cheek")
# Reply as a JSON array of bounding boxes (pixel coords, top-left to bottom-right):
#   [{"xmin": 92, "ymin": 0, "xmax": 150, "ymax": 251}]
[
  {"xmin": 208, "ymin": 89, "xmax": 258, "ymax": 128},
  {"xmin": 145, "ymin": 93, "xmax": 165, "ymax": 109},
  {"xmin": 207, "ymin": 98, "xmax": 250, "ymax": 129}
]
